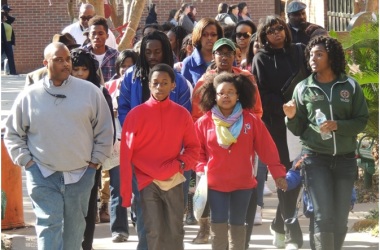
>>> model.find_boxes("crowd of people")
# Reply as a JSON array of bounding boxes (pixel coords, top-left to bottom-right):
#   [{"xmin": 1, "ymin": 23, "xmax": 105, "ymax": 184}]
[{"xmin": 3, "ymin": 1, "xmax": 369, "ymax": 250}]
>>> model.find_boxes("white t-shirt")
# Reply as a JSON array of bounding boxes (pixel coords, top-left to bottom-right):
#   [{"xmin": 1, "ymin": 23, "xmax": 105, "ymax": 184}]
[{"xmin": 92, "ymin": 52, "xmax": 106, "ymax": 67}]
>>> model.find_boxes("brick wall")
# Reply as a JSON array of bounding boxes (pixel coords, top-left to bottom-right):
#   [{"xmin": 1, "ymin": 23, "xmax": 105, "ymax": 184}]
[{"xmin": 11, "ymin": 0, "xmax": 276, "ymax": 74}]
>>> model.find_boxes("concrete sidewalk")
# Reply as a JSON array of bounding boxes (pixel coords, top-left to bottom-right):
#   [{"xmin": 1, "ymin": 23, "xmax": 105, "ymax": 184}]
[{"xmin": 1, "ymin": 74, "xmax": 379, "ymax": 249}]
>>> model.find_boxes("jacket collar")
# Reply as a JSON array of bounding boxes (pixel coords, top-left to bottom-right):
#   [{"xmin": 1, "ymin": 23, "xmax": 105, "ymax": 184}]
[
  {"xmin": 146, "ymin": 95, "xmax": 172, "ymax": 108},
  {"xmin": 191, "ymin": 47, "xmax": 206, "ymax": 66}
]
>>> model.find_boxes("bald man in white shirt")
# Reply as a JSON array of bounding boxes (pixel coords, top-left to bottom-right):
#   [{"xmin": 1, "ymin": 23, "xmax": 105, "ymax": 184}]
[{"xmin": 62, "ymin": 3, "xmax": 117, "ymax": 49}]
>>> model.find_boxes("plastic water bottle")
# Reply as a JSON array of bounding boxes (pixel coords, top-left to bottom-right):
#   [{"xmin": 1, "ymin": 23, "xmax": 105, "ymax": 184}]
[{"xmin": 315, "ymin": 109, "xmax": 332, "ymax": 140}]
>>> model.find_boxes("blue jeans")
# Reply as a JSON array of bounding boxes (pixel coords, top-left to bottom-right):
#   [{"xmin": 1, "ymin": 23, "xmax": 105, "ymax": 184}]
[
  {"xmin": 301, "ymin": 149, "xmax": 357, "ymax": 234},
  {"xmin": 109, "ymin": 166, "xmax": 129, "ymax": 235},
  {"xmin": 25, "ymin": 163, "xmax": 95, "ymax": 250},
  {"xmin": 132, "ymin": 170, "xmax": 148, "ymax": 250},
  {"xmin": 256, "ymin": 159, "xmax": 267, "ymax": 207},
  {"xmin": 208, "ymin": 188, "xmax": 253, "ymax": 225}
]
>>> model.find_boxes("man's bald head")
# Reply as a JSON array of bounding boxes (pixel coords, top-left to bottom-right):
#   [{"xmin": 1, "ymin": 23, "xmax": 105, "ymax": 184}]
[
  {"xmin": 79, "ymin": 3, "xmax": 95, "ymax": 15},
  {"xmin": 79, "ymin": 3, "xmax": 96, "ymax": 28},
  {"xmin": 44, "ymin": 42, "xmax": 69, "ymax": 60},
  {"xmin": 43, "ymin": 42, "xmax": 72, "ymax": 86}
]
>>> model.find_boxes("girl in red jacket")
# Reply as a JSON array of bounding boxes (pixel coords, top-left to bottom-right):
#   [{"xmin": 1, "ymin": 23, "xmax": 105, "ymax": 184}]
[{"xmin": 194, "ymin": 72, "xmax": 287, "ymax": 249}]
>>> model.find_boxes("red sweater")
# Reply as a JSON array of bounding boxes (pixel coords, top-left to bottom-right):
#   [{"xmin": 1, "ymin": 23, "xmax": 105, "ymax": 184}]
[
  {"xmin": 194, "ymin": 110, "xmax": 286, "ymax": 192},
  {"xmin": 120, "ymin": 96, "xmax": 200, "ymax": 207}
]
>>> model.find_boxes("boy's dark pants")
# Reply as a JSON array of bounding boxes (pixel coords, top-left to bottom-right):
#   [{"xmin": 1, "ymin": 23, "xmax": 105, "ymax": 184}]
[{"xmin": 140, "ymin": 182, "xmax": 185, "ymax": 250}]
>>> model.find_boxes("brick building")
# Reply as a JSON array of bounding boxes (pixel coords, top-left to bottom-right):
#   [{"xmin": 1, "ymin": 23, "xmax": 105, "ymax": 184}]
[{"xmin": 4, "ymin": 0, "xmax": 280, "ymax": 74}]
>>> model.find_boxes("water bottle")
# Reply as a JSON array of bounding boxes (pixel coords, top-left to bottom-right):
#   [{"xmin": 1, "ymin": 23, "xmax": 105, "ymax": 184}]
[{"xmin": 315, "ymin": 109, "xmax": 332, "ymax": 140}]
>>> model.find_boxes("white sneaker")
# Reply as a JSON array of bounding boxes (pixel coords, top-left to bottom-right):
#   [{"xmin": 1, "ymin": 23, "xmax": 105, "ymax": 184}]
[
  {"xmin": 285, "ymin": 243, "xmax": 299, "ymax": 250},
  {"xmin": 270, "ymin": 225, "xmax": 285, "ymax": 248},
  {"xmin": 254, "ymin": 206, "xmax": 262, "ymax": 225},
  {"xmin": 263, "ymin": 182, "xmax": 273, "ymax": 196}
]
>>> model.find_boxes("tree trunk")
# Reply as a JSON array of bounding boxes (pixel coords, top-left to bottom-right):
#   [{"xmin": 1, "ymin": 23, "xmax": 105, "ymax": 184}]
[
  {"xmin": 67, "ymin": 0, "xmax": 76, "ymax": 22},
  {"xmin": 86, "ymin": 0, "xmax": 105, "ymax": 17},
  {"xmin": 118, "ymin": 0, "xmax": 146, "ymax": 51},
  {"xmin": 108, "ymin": 0, "xmax": 123, "ymax": 28},
  {"xmin": 123, "ymin": 0, "xmax": 132, "ymax": 24}
]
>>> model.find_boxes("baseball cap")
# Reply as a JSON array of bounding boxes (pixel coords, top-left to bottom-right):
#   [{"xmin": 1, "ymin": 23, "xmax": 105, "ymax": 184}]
[
  {"xmin": 2, "ymin": 5, "xmax": 12, "ymax": 12},
  {"xmin": 52, "ymin": 33, "xmax": 81, "ymax": 50},
  {"xmin": 286, "ymin": 1, "xmax": 306, "ymax": 14},
  {"xmin": 212, "ymin": 38, "xmax": 236, "ymax": 52}
]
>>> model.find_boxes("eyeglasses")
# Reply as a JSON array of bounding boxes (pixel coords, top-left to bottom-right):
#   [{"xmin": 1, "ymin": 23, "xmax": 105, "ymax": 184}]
[
  {"xmin": 202, "ymin": 33, "xmax": 218, "ymax": 38},
  {"xmin": 214, "ymin": 51, "xmax": 235, "ymax": 58},
  {"xmin": 216, "ymin": 92, "xmax": 237, "ymax": 98},
  {"xmin": 266, "ymin": 25, "xmax": 285, "ymax": 35},
  {"xmin": 236, "ymin": 32, "xmax": 251, "ymax": 39},
  {"xmin": 80, "ymin": 15, "xmax": 94, "ymax": 21}
]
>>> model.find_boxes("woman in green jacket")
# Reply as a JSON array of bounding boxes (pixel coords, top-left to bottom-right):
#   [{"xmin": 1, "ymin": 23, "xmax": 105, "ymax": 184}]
[{"xmin": 283, "ymin": 36, "xmax": 369, "ymax": 250}]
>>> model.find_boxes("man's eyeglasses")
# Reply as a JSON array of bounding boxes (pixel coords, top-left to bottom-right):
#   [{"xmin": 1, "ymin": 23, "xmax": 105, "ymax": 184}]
[
  {"xmin": 236, "ymin": 32, "xmax": 251, "ymax": 39},
  {"xmin": 80, "ymin": 15, "xmax": 94, "ymax": 21},
  {"xmin": 214, "ymin": 51, "xmax": 235, "ymax": 58},
  {"xmin": 216, "ymin": 92, "xmax": 237, "ymax": 98},
  {"xmin": 266, "ymin": 25, "xmax": 285, "ymax": 35}
]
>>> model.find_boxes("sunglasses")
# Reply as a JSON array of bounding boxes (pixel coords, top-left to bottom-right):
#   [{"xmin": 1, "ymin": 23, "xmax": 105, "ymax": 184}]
[
  {"xmin": 266, "ymin": 25, "xmax": 285, "ymax": 35},
  {"xmin": 236, "ymin": 32, "xmax": 251, "ymax": 39},
  {"xmin": 80, "ymin": 15, "xmax": 94, "ymax": 21}
]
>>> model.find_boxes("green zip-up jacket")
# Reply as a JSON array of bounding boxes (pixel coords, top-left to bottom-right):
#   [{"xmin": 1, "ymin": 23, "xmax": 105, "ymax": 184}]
[{"xmin": 286, "ymin": 73, "xmax": 369, "ymax": 155}]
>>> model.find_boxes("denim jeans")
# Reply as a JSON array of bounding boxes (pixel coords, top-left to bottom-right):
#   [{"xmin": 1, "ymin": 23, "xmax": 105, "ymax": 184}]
[
  {"xmin": 82, "ymin": 168, "xmax": 102, "ymax": 250},
  {"xmin": 208, "ymin": 188, "xmax": 253, "ymax": 225},
  {"xmin": 301, "ymin": 149, "xmax": 357, "ymax": 234},
  {"xmin": 256, "ymin": 159, "xmax": 267, "ymax": 207},
  {"xmin": 245, "ymin": 188, "xmax": 257, "ymax": 248},
  {"xmin": 132, "ymin": 171, "xmax": 148, "ymax": 250},
  {"xmin": 109, "ymin": 166, "xmax": 129, "ymax": 236},
  {"xmin": 25, "ymin": 163, "xmax": 95, "ymax": 250}
]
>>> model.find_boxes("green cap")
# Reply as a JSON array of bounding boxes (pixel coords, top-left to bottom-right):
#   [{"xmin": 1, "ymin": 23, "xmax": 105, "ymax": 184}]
[{"xmin": 212, "ymin": 38, "xmax": 236, "ymax": 53}]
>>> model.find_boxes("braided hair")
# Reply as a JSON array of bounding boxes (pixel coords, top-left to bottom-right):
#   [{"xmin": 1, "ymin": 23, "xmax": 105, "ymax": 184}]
[{"xmin": 135, "ymin": 30, "xmax": 174, "ymax": 102}]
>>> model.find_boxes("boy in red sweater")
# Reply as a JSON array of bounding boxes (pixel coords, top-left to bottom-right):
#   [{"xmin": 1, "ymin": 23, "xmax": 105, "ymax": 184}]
[{"xmin": 119, "ymin": 63, "xmax": 200, "ymax": 250}]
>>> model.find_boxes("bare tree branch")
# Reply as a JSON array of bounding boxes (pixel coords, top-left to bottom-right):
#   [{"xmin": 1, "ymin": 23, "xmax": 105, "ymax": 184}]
[{"xmin": 118, "ymin": 0, "xmax": 146, "ymax": 51}]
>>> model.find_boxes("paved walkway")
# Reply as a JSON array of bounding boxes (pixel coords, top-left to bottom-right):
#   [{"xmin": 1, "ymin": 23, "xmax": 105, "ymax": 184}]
[{"xmin": 1, "ymin": 74, "xmax": 379, "ymax": 249}]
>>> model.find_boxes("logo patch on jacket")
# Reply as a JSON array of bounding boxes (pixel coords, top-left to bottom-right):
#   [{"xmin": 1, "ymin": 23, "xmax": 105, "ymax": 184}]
[
  {"xmin": 310, "ymin": 95, "xmax": 324, "ymax": 102},
  {"xmin": 244, "ymin": 123, "xmax": 251, "ymax": 134},
  {"xmin": 340, "ymin": 90, "xmax": 350, "ymax": 102}
]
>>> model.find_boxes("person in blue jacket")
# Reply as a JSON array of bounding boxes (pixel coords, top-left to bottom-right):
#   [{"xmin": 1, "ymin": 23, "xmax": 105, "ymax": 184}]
[
  {"xmin": 118, "ymin": 30, "xmax": 191, "ymax": 250},
  {"xmin": 181, "ymin": 17, "xmax": 223, "ymax": 86}
]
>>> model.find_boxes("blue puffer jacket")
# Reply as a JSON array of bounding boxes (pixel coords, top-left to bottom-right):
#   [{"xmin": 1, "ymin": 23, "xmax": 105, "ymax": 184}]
[
  {"xmin": 118, "ymin": 65, "xmax": 192, "ymax": 125},
  {"xmin": 181, "ymin": 47, "xmax": 208, "ymax": 86}
]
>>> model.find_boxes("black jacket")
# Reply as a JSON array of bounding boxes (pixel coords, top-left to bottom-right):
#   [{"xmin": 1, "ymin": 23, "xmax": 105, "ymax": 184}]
[
  {"xmin": 252, "ymin": 44, "xmax": 308, "ymax": 120},
  {"xmin": 145, "ymin": 4, "xmax": 157, "ymax": 24}
]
